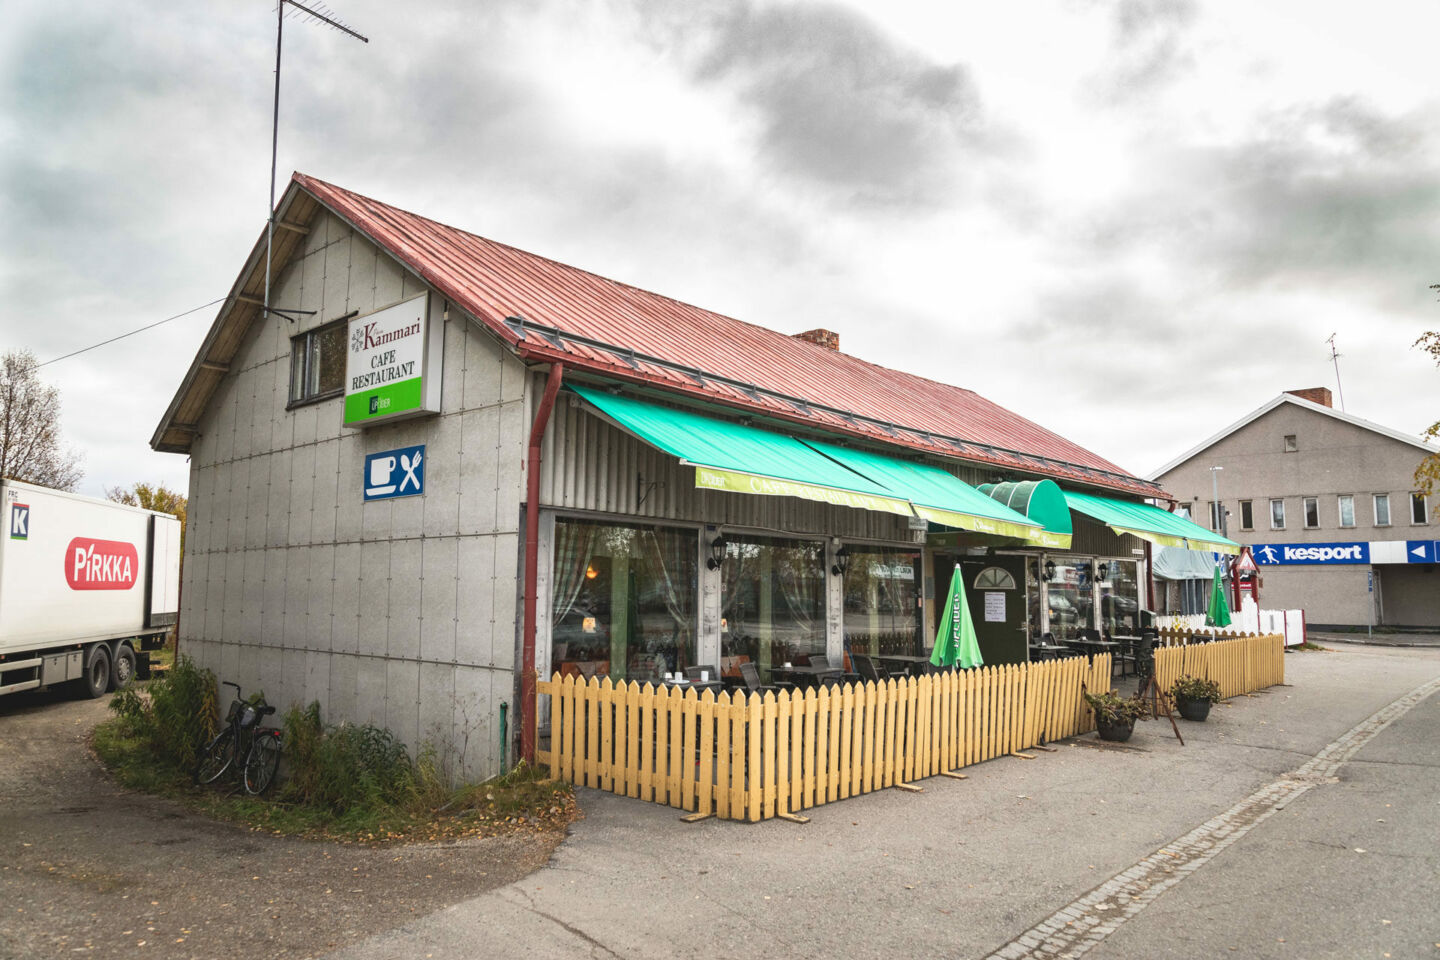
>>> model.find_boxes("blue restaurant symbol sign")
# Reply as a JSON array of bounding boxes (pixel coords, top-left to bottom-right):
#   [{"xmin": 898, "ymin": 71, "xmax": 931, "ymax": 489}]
[
  {"xmin": 1252, "ymin": 541, "xmax": 1369, "ymax": 566},
  {"xmin": 364, "ymin": 444, "xmax": 425, "ymax": 501}
]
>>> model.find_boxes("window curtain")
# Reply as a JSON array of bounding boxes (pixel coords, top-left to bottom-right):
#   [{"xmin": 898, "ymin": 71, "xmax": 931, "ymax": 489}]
[
  {"xmin": 641, "ymin": 528, "xmax": 695, "ymax": 643},
  {"xmin": 551, "ymin": 521, "xmax": 595, "ymax": 623},
  {"xmin": 775, "ymin": 547, "xmax": 822, "ymax": 632}
]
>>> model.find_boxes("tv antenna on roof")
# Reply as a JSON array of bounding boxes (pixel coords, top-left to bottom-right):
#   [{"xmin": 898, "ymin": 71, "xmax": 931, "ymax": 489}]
[
  {"xmin": 264, "ymin": 0, "xmax": 369, "ymax": 323},
  {"xmin": 1324, "ymin": 332, "xmax": 1346, "ymax": 411}
]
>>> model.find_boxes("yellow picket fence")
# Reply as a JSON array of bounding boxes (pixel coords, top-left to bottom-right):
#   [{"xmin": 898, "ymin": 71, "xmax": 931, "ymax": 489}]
[
  {"xmin": 537, "ymin": 654, "xmax": 1110, "ymax": 823},
  {"xmin": 1153, "ymin": 633, "xmax": 1285, "ymax": 700}
]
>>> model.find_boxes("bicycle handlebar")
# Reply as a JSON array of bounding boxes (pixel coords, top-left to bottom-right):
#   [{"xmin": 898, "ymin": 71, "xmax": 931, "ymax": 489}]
[{"xmin": 222, "ymin": 681, "xmax": 242, "ymax": 697}]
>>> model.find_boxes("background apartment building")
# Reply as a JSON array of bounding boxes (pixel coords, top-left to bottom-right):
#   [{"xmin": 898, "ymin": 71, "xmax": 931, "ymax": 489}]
[{"xmin": 1151, "ymin": 388, "xmax": 1438, "ymax": 629}]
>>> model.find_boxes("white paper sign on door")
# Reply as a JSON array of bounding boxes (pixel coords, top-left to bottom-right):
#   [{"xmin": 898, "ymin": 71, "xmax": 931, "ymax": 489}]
[{"xmin": 984, "ymin": 591, "xmax": 1006, "ymax": 622}]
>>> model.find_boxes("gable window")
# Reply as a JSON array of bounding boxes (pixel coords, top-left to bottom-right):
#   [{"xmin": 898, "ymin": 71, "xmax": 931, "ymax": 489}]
[
  {"xmin": 1374, "ymin": 493, "xmax": 1390, "ymax": 526},
  {"xmin": 1414, "ymin": 492, "xmax": 1430, "ymax": 525},
  {"xmin": 1283, "ymin": 434, "xmax": 1298, "ymax": 452},
  {"xmin": 1338, "ymin": 495, "xmax": 1355, "ymax": 528},
  {"xmin": 1270, "ymin": 499, "xmax": 1286, "ymax": 530},
  {"xmin": 1303, "ymin": 497, "xmax": 1319, "ymax": 528},
  {"xmin": 289, "ymin": 320, "xmax": 348, "ymax": 406},
  {"xmin": 1239, "ymin": 500, "xmax": 1254, "ymax": 530}
]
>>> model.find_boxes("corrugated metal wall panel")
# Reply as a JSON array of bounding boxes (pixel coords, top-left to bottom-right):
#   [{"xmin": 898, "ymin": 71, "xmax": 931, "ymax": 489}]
[{"xmin": 1070, "ymin": 513, "xmax": 1145, "ymax": 557}]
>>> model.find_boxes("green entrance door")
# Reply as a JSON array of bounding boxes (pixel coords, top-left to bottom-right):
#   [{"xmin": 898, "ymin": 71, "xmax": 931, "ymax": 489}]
[{"xmin": 960, "ymin": 557, "xmax": 1029, "ymax": 665}]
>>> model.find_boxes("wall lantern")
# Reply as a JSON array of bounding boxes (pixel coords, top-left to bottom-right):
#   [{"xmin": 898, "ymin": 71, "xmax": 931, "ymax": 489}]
[
  {"xmin": 831, "ymin": 545, "xmax": 850, "ymax": 577},
  {"xmin": 1042, "ymin": 559, "xmax": 1056, "ymax": 582},
  {"xmin": 707, "ymin": 534, "xmax": 729, "ymax": 570}
]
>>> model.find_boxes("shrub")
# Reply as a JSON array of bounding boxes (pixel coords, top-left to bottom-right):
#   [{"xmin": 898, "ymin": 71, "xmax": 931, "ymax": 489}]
[
  {"xmin": 1169, "ymin": 675, "xmax": 1221, "ymax": 704},
  {"xmin": 280, "ymin": 702, "xmax": 416, "ymax": 814},
  {"xmin": 1084, "ymin": 689, "xmax": 1149, "ymax": 724},
  {"xmin": 107, "ymin": 655, "xmax": 219, "ymax": 769}
]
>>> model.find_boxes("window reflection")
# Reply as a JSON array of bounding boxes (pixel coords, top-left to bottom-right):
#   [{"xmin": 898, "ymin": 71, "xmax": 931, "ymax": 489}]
[
  {"xmin": 720, "ymin": 536, "xmax": 824, "ymax": 681},
  {"xmin": 842, "ymin": 549, "xmax": 920, "ymax": 657},
  {"xmin": 550, "ymin": 520, "xmax": 697, "ymax": 682},
  {"xmin": 1099, "ymin": 560, "xmax": 1139, "ymax": 635},
  {"xmin": 1046, "ymin": 560, "xmax": 1093, "ymax": 643}
]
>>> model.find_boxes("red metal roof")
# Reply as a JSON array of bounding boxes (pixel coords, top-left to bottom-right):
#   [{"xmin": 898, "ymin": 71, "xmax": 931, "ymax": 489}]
[{"xmin": 296, "ymin": 173, "xmax": 1161, "ymax": 498}]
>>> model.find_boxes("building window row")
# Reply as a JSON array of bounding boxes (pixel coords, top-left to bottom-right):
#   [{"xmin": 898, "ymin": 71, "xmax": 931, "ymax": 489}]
[{"xmin": 1238, "ymin": 493, "xmax": 1427, "ymax": 532}]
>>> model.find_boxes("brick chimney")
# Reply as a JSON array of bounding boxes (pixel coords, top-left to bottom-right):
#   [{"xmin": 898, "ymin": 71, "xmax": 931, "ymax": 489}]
[
  {"xmin": 1285, "ymin": 387, "xmax": 1333, "ymax": 408},
  {"xmin": 792, "ymin": 329, "xmax": 840, "ymax": 351}
]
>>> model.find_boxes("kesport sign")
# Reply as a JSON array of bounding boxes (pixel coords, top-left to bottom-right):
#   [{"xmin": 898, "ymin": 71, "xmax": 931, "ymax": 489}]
[{"xmin": 1252, "ymin": 541, "xmax": 1369, "ymax": 565}]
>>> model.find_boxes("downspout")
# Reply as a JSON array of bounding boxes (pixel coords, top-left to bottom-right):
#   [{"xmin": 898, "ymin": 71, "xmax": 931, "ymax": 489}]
[{"xmin": 521, "ymin": 362, "xmax": 564, "ymax": 765}]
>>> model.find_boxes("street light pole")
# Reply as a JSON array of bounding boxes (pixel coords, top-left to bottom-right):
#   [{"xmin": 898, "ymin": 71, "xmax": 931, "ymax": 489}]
[{"xmin": 1209, "ymin": 466, "xmax": 1225, "ymax": 536}]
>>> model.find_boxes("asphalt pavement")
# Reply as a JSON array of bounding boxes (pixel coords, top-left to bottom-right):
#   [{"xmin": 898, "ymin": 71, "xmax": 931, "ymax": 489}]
[{"xmin": 329, "ymin": 645, "xmax": 1440, "ymax": 960}]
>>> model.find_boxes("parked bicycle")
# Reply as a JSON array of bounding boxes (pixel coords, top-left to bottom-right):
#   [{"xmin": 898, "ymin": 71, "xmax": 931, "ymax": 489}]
[{"xmin": 194, "ymin": 681, "xmax": 283, "ymax": 795}]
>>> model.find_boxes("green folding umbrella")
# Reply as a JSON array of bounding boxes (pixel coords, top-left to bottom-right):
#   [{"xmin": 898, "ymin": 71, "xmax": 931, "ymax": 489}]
[
  {"xmin": 1205, "ymin": 564, "xmax": 1232, "ymax": 628},
  {"xmin": 931, "ymin": 564, "xmax": 984, "ymax": 669}
]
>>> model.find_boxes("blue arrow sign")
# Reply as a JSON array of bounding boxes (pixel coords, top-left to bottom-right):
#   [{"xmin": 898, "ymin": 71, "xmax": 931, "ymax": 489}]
[{"xmin": 1405, "ymin": 540, "xmax": 1438, "ymax": 564}]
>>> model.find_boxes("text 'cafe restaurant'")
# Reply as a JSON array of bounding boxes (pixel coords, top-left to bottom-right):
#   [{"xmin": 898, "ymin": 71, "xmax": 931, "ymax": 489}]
[{"xmin": 537, "ymin": 374, "xmax": 1240, "ymax": 687}]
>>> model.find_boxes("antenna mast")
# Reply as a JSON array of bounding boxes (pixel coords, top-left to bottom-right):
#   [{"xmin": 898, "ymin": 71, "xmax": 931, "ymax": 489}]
[
  {"xmin": 265, "ymin": 0, "xmax": 369, "ymax": 322},
  {"xmin": 1324, "ymin": 332, "xmax": 1346, "ymax": 411}
]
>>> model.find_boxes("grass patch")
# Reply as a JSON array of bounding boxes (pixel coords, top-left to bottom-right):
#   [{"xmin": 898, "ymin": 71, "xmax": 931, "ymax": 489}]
[{"xmin": 94, "ymin": 657, "xmax": 576, "ymax": 843}]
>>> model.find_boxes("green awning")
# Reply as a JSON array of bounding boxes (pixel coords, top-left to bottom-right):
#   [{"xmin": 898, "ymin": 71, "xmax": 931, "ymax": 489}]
[
  {"xmin": 799, "ymin": 439, "xmax": 1043, "ymax": 540},
  {"xmin": 977, "ymin": 479, "xmax": 1073, "ymax": 550},
  {"xmin": 1063, "ymin": 490, "xmax": 1242, "ymax": 555},
  {"xmin": 570, "ymin": 385, "xmax": 1042, "ymax": 538},
  {"xmin": 572, "ymin": 385, "xmax": 912, "ymax": 517}
]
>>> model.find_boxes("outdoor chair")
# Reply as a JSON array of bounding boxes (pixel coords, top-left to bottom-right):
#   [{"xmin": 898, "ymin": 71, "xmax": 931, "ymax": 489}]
[
  {"xmin": 809, "ymin": 654, "xmax": 861, "ymax": 687},
  {"xmin": 853, "ymin": 654, "xmax": 888, "ymax": 683},
  {"xmin": 739, "ymin": 661, "xmax": 795, "ymax": 696},
  {"xmin": 1112, "ymin": 635, "xmax": 1139, "ymax": 679}
]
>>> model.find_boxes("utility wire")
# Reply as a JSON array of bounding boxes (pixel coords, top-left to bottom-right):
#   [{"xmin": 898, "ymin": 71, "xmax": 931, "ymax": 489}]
[{"xmin": 38, "ymin": 298, "xmax": 226, "ymax": 368}]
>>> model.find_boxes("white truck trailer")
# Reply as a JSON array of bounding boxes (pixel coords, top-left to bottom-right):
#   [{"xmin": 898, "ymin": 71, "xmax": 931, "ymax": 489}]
[{"xmin": 1, "ymin": 479, "xmax": 181, "ymax": 699}]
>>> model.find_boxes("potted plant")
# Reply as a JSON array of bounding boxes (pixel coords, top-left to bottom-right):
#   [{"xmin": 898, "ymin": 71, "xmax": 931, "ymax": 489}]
[
  {"xmin": 1084, "ymin": 690, "xmax": 1148, "ymax": 742},
  {"xmin": 1169, "ymin": 675, "xmax": 1221, "ymax": 721}
]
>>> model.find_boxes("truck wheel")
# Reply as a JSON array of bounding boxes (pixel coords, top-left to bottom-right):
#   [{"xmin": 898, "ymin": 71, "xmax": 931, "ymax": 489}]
[
  {"xmin": 81, "ymin": 645, "xmax": 111, "ymax": 699},
  {"xmin": 110, "ymin": 643, "xmax": 136, "ymax": 690}
]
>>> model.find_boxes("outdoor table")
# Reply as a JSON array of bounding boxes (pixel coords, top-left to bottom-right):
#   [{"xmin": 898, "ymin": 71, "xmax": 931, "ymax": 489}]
[
  {"xmin": 1028, "ymin": 644, "xmax": 1070, "ymax": 661},
  {"xmin": 873, "ymin": 654, "xmax": 930, "ymax": 677},
  {"xmin": 659, "ymin": 679, "xmax": 724, "ymax": 694},
  {"xmin": 773, "ymin": 665, "xmax": 844, "ymax": 689}
]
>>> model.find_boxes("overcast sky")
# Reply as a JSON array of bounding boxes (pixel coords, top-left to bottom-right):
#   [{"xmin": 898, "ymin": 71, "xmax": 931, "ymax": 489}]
[{"xmin": 3, "ymin": 0, "xmax": 1438, "ymax": 500}]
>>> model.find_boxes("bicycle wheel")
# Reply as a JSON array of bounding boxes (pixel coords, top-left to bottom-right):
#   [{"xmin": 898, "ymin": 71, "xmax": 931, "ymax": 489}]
[
  {"xmin": 194, "ymin": 729, "xmax": 237, "ymax": 785},
  {"xmin": 242, "ymin": 731, "xmax": 282, "ymax": 795}
]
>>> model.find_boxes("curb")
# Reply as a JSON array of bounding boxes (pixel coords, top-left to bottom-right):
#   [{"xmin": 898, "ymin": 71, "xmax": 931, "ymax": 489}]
[{"xmin": 1308, "ymin": 635, "xmax": 1440, "ymax": 649}]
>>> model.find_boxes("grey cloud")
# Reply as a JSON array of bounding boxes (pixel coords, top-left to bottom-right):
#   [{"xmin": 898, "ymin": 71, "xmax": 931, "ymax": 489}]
[
  {"xmin": 634, "ymin": 0, "xmax": 984, "ymax": 207},
  {"xmin": 1086, "ymin": 0, "xmax": 1198, "ymax": 102}
]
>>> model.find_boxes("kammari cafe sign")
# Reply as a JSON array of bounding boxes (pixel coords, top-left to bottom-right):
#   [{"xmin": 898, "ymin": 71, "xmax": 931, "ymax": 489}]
[{"xmin": 343, "ymin": 293, "xmax": 443, "ymax": 427}]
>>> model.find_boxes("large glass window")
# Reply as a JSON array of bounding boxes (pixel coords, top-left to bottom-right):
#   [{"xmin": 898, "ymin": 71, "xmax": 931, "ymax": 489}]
[
  {"xmin": 550, "ymin": 520, "xmax": 697, "ymax": 683},
  {"xmin": 720, "ymin": 536, "xmax": 824, "ymax": 681},
  {"xmin": 1303, "ymin": 497, "xmax": 1319, "ymax": 528},
  {"xmin": 1412, "ymin": 492, "xmax": 1429, "ymax": 525},
  {"xmin": 1239, "ymin": 500, "xmax": 1254, "ymax": 530},
  {"xmin": 1045, "ymin": 559, "xmax": 1094, "ymax": 643},
  {"xmin": 841, "ymin": 548, "xmax": 920, "ymax": 658},
  {"xmin": 1098, "ymin": 559, "xmax": 1140, "ymax": 635},
  {"xmin": 1338, "ymin": 495, "xmax": 1355, "ymax": 528},
  {"xmin": 1270, "ymin": 499, "xmax": 1286, "ymax": 529}
]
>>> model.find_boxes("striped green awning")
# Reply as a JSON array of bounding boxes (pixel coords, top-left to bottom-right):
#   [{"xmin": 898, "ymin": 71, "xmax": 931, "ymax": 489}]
[
  {"xmin": 570, "ymin": 385, "xmax": 1042, "ymax": 538},
  {"xmin": 977, "ymin": 479, "xmax": 1074, "ymax": 550},
  {"xmin": 1063, "ymin": 490, "xmax": 1242, "ymax": 555}
]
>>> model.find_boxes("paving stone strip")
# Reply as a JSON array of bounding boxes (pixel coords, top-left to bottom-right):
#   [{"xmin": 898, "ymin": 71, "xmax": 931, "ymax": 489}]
[{"xmin": 982, "ymin": 673, "xmax": 1440, "ymax": 960}]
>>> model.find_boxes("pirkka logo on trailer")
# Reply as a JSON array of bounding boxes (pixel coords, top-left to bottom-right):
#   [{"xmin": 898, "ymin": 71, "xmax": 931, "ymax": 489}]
[{"xmin": 65, "ymin": 538, "xmax": 138, "ymax": 590}]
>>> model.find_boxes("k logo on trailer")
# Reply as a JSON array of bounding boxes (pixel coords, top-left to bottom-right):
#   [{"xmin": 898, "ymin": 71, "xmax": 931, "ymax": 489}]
[{"xmin": 9, "ymin": 503, "xmax": 28, "ymax": 540}]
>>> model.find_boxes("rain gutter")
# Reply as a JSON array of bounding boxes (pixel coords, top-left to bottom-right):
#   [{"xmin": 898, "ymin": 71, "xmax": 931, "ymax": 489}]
[{"xmin": 521, "ymin": 361, "xmax": 564, "ymax": 766}]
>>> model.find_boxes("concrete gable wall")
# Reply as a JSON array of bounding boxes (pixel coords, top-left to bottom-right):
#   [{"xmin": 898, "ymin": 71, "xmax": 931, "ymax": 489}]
[
  {"xmin": 180, "ymin": 209, "xmax": 529, "ymax": 782},
  {"xmin": 1158, "ymin": 402, "xmax": 1430, "ymax": 530}
]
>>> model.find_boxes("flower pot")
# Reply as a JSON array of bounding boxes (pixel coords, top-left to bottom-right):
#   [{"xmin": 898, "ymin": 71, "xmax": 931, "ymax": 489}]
[
  {"xmin": 1175, "ymin": 695, "xmax": 1212, "ymax": 722},
  {"xmin": 1095, "ymin": 716, "xmax": 1135, "ymax": 742}
]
